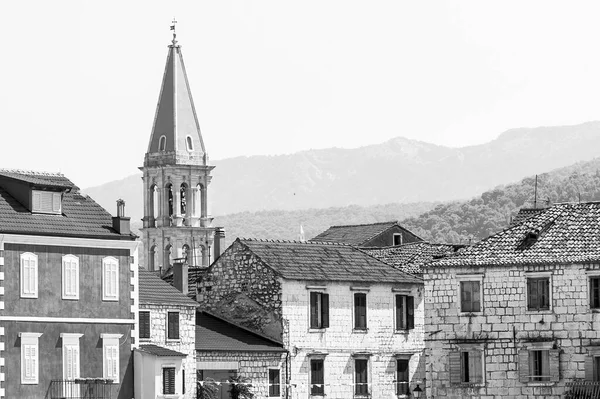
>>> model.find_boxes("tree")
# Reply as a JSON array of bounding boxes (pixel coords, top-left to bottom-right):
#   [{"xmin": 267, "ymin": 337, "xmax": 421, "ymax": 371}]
[
  {"xmin": 197, "ymin": 376, "xmax": 219, "ymax": 399},
  {"xmin": 229, "ymin": 375, "xmax": 255, "ymax": 399}
]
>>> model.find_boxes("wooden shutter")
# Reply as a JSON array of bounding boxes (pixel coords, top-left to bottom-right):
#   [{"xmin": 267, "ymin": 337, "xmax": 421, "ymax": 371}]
[
  {"xmin": 472, "ymin": 282, "xmax": 481, "ymax": 312},
  {"xmin": 310, "ymin": 292, "xmax": 318, "ymax": 328},
  {"xmin": 518, "ymin": 349, "xmax": 529, "ymax": 383},
  {"xmin": 52, "ymin": 193, "xmax": 61, "ymax": 212},
  {"xmin": 355, "ymin": 293, "xmax": 367, "ymax": 329},
  {"xmin": 322, "ymin": 294, "xmax": 330, "ymax": 328},
  {"xmin": 32, "ymin": 191, "xmax": 41, "ymax": 211},
  {"xmin": 41, "ymin": 192, "xmax": 52, "ymax": 212},
  {"xmin": 449, "ymin": 351, "xmax": 461, "ymax": 384},
  {"xmin": 407, "ymin": 296, "xmax": 415, "ymax": 330},
  {"xmin": 542, "ymin": 279, "xmax": 550, "ymax": 309},
  {"xmin": 549, "ymin": 349, "xmax": 560, "ymax": 382},
  {"xmin": 269, "ymin": 369, "xmax": 280, "ymax": 396},
  {"xmin": 471, "ymin": 350, "xmax": 483, "ymax": 383},
  {"xmin": 139, "ymin": 311, "xmax": 150, "ymax": 339},
  {"xmin": 527, "ymin": 279, "xmax": 535, "ymax": 310},
  {"xmin": 585, "ymin": 355, "xmax": 594, "ymax": 381},
  {"xmin": 168, "ymin": 312, "xmax": 179, "ymax": 339},
  {"xmin": 396, "ymin": 295, "xmax": 403, "ymax": 330},
  {"xmin": 163, "ymin": 367, "xmax": 175, "ymax": 394}
]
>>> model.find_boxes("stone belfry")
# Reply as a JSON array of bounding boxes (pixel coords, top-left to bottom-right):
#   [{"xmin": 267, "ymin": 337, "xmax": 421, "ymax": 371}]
[{"xmin": 140, "ymin": 26, "xmax": 223, "ymax": 271}]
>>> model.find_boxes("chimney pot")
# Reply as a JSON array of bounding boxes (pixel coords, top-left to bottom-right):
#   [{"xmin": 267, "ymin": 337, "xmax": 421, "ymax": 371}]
[{"xmin": 173, "ymin": 261, "xmax": 188, "ymax": 295}]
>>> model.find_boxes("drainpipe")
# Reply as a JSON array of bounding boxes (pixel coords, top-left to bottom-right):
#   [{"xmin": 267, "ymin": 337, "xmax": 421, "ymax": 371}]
[{"xmin": 286, "ymin": 350, "xmax": 290, "ymax": 399}]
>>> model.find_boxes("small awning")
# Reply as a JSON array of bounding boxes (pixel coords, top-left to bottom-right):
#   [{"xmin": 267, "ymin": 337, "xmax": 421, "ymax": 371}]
[{"xmin": 137, "ymin": 344, "xmax": 186, "ymax": 357}]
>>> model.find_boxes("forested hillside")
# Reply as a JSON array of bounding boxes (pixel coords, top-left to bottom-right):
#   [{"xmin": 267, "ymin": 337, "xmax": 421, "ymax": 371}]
[{"xmin": 402, "ymin": 157, "xmax": 600, "ymax": 243}]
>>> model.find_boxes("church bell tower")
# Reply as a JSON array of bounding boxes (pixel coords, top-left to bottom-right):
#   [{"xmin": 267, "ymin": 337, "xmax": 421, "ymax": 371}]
[{"xmin": 140, "ymin": 26, "xmax": 222, "ymax": 271}]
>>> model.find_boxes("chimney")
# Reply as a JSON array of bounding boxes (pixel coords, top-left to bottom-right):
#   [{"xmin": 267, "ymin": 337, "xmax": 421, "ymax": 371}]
[
  {"xmin": 112, "ymin": 199, "xmax": 131, "ymax": 235},
  {"xmin": 173, "ymin": 261, "xmax": 188, "ymax": 295},
  {"xmin": 213, "ymin": 227, "xmax": 226, "ymax": 261}
]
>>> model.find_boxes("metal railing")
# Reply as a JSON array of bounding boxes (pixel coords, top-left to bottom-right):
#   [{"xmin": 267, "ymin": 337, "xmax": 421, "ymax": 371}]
[
  {"xmin": 565, "ymin": 381, "xmax": 600, "ymax": 399},
  {"xmin": 48, "ymin": 379, "xmax": 113, "ymax": 399}
]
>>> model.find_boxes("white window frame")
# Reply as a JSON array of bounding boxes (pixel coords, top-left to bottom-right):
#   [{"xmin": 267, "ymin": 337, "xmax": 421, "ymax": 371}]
[
  {"xmin": 158, "ymin": 135, "xmax": 167, "ymax": 151},
  {"xmin": 586, "ymin": 270, "xmax": 600, "ymax": 310},
  {"xmin": 306, "ymin": 286, "xmax": 328, "ymax": 331},
  {"xmin": 185, "ymin": 135, "xmax": 194, "ymax": 151},
  {"xmin": 62, "ymin": 255, "xmax": 79, "ymax": 300},
  {"xmin": 61, "ymin": 333, "xmax": 82, "ymax": 388},
  {"xmin": 393, "ymin": 233, "xmax": 403, "ymax": 246},
  {"xmin": 456, "ymin": 342, "xmax": 486, "ymax": 386},
  {"xmin": 20, "ymin": 332, "xmax": 42, "ymax": 384},
  {"xmin": 456, "ymin": 274, "xmax": 484, "ymax": 314},
  {"xmin": 20, "ymin": 252, "xmax": 38, "ymax": 298},
  {"xmin": 31, "ymin": 190, "xmax": 62, "ymax": 214},
  {"xmin": 162, "ymin": 364, "xmax": 178, "ymax": 395},
  {"xmin": 395, "ymin": 354, "xmax": 412, "ymax": 397},
  {"xmin": 353, "ymin": 355, "xmax": 371, "ymax": 397},
  {"xmin": 102, "ymin": 256, "xmax": 119, "ymax": 301},
  {"xmin": 525, "ymin": 271, "xmax": 553, "ymax": 313},
  {"xmin": 268, "ymin": 367, "xmax": 281, "ymax": 397},
  {"xmin": 101, "ymin": 333, "xmax": 122, "ymax": 380},
  {"xmin": 351, "ymin": 287, "xmax": 370, "ymax": 332}
]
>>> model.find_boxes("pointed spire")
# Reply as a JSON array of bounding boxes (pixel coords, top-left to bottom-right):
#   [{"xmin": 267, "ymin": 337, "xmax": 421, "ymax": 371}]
[{"xmin": 145, "ymin": 22, "xmax": 207, "ymax": 167}]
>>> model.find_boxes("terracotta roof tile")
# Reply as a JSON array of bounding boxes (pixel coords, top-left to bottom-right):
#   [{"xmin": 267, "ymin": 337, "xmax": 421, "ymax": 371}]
[
  {"xmin": 138, "ymin": 344, "xmax": 186, "ymax": 357},
  {"xmin": 310, "ymin": 221, "xmax": 421, "ymax": 246},
  {"xmin": 364, "ymin": 242, "xmax": 464, "ymax": 275},
  {"xmin": 139, "ymin": 269, "xmax": 199, "ymax": 307}
]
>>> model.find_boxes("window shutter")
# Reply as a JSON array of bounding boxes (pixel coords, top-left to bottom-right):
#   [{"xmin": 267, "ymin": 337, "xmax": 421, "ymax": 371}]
[
  {"xmin": 585, "ymin": 355, "xmax": 595, "ymax": 381},
  {"xmin": 33, "ymin": 191, "xmax": 41, "ymax": 210},
  {"xmin": 407, "ymin": 296, "xmax": 415, "ymax": 330},
  {"xmin": 32, "ymin": 258, "xmax": 37, "ymax": 295},
  {"xmin": 41, "ymin": 192, "xmax": 52, "ymax": 212},
  {"xmin": 139, "ymin": 312, "xmax": 150, "ymax": 338},
  {"xmin": 322, "ymin": 294, "xmax": 330, "ymax": 328},
  {"xmin": 471, "ymin": 350, "xmax": 483, "ymax": 383},
  {"xmin": 549, "ymin": 349, "xmax": 560, "ymax": 382},
  {"xmin": 449, "ymin": 351, "xmax": 461, "ymax": 384},
  {"xmin": 310, "ymin": 292, "xmax": 318, "ymax": 328},
  {"xmin": 23, "ymin": 259, "xmax": 30, "ymax": 294},
  {"xmin": 472, "ymin": 282, "xmax": 481, "ymax": 312},
  {"xmin": 518, "ymin": 349, "xmax": 529, "ymax": 383},
  {"xmin": 52, "ymin": 193, "xmax": 61, "ymax": 212}
]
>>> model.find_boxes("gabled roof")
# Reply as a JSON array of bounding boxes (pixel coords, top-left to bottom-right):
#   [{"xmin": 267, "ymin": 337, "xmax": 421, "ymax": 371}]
[
  {"xmin": 0, "ymin": 170, "xmax": 135, "ymax": 239},
  {"xmin": 237, "ymin": 238, "xmax": 422, "ymax": 284},
  {"xmin": 196, "ymin": 311, "xmax": 285, "ymax": 352},
  {"xmin": 431, "ymin": 202, "xmax": 600, "ymax": 268},
  {"xmin": 310, "ymin": 221, "xmax": 420, "ymax": 246},
  {"xmin": 364, "ymin": 242, "xmax": 464, "ymax": 275},
  {"xmin": 162, "ymin": 266, "xmax": 206, "ymax": 298},
  {"xmin": 510, "ymin": 207, "xmax": 546, "ymax": 226},
  {"xmin": 139, "ymin": 269, "xmax": 199, "ymax": 307},
  {"xmin": 138, "ymin": 344, "xmax": 186, "ymax": 357}
]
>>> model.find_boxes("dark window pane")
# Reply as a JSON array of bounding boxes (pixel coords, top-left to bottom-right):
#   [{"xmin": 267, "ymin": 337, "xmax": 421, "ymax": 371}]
[
  {"xmin": 354, "ymin": 293, "xmax": 367, "ymax": 329},
  {"xmin": 310, "ymin": 359, "xmax": 324, "ymax": 395},
  {"xmin": 397, "ymin": 359, "xmax": 409, "ymax": 395},
  {"xmin": 163, "ymin": 367, "xmax": 175, "ymax": 394},
  {"xmin": 269, "ymin": 369, "xmax": 280, "ymax": 396},
  {"xmin": 168, "ymin": 312, "xmax": 179, "ymax": 339},
  {"xmin": 139, "ymin": 311, "xmax": 150, "ymax": 339},
  {"xmin": 355, "ymin": 359, "xmax": 368, "ymax": 395},
  {"xmin": 461, "ymin": 281, "xmax": 481, "ymax": 312}
]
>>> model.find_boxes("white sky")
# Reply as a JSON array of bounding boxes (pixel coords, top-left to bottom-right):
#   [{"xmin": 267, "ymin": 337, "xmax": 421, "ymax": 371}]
[{"xmin": 2, "ymin": 1, "xmax": 600, "ymax": 187}]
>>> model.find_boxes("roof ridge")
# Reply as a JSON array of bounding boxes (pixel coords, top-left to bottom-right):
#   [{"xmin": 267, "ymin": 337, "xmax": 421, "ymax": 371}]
[
  {"xmin": 327, "ymin": 220, "xmax": 398, "ymax": 229},
  {"xmin": 0, "ymin": 168, "xmax": 64, "ymax": 177},
  {"xmin": 242, "ymin": 237, "xmax": 353, "ymax": 246}
]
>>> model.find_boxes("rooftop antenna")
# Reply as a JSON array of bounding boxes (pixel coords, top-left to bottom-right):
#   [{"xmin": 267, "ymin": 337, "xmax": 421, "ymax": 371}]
[
  {"xmin": 170, "ymin": 17, "xmax": 178, "ymax": 45},
  {"xmin": 533, "ymin": 175, "xmax": 538, "ymax": 209}
]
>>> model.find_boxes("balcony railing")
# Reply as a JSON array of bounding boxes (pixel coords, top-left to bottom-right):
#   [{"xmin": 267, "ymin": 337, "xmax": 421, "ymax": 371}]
[
  {"xmin": 48, "ymin": 379, "xmax": 113, "ymax": 399},
  {"xmin": 565, "ymin": 380, "xmax": 600, "ymax": 399}
]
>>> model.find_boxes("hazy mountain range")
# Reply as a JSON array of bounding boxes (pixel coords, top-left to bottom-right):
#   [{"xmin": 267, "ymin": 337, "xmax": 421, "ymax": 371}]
[{"xmin": 83, "ymin": 121, "xmax": 600, "ymax": 226}]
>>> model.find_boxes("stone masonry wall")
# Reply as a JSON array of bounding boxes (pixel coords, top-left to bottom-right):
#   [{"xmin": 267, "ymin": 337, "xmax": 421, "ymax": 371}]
[
  {"xmin": 140, "ymin": 304, "xmax": 196, "ymax": 398},
  {"xmin": 197, "ymin": 351, "xmax": 286, "ymax": 399},
  {"xmin": 197, "ymin": 240, "xmax": 283, "ymax": 341},
  {"xmin": 282, "ymin": 280, "xmax": 425, "ymax": 399},
  {"xmin": 424, "ymin": 263, "xmax": 600, "ymax": 399}
]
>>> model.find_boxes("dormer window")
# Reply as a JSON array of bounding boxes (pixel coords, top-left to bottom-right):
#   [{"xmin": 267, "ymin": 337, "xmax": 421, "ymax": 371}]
[
  {"xmin": 158, "ymin": 135, "xmax": 167, "ymax": 151},
  {"xmin": 32, "ymin": 190, "xmax": 61, "ymax": 214},
  {"xmin": 186, "ymin": 136, "xmax": 194, "ymax": 151}
]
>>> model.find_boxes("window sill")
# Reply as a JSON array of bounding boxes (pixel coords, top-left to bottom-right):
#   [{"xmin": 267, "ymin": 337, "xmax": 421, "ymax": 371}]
[
  {"xmin": 525, "ymin": 309, "xmax": 552, "ymax": 315},
  {"xmin": 590, "ymin": 308, "xmax": 600, "ymax": 313},
  {"xmin": 308, "ymin": 328, "xmax": 327, "ymax": 333},
  {"xmin": 353, "ymin": 328, "xmax": 368, "ymax": 334},
  {"xmin": 166, "ymin": 338, "xmax": 181, "ymax": 342},
  {"xmin": 394, "ymin": 329, "xmax": 414, "ymax": 334},
  {"xmin": 102, "ymin": 298, "xmax": 119, "ymax": 302},
  {"xmin": 527, "ymin": 381, "xmax": 555, "ymax": 386},
  {"xmin": 455, "ymin": 382, "xmax": 485, "ymax": 388},
  {"xmin": 459, "ymin": 311, "xmax": 483, "ymax": 316},
  {"xmin": 62, "ymin": 297, "xmax": 79, "ymax": 301}
]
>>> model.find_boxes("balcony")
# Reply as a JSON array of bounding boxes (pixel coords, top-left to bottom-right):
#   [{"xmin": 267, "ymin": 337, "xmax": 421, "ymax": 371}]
[
  {"xmin": 565, "ymin": 380, "xmax": 600, "ymax": 399},
  {"xmin": 48, "ymin": 379, "xmax": 114, "ymax": 399}
]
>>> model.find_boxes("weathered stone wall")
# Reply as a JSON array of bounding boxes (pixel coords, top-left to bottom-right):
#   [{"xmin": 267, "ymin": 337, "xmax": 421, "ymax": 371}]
[
  {"xmin": 140, "ymin": 304, "xmax": 197, "ymax": 398},
  {"xmin": 282, "ymin": 279, "xmax": 425, "ymax": 398},
  {"xmin": 424, "ymin": 263, "xmax": 600, "ymax": 399},
  {"xmin": 197, "ymin": 240, "xmax": 283, "ymax": 341},
  {"xmin": 197, "ymin": 351, "xmax": 286, "ymax": 399}
]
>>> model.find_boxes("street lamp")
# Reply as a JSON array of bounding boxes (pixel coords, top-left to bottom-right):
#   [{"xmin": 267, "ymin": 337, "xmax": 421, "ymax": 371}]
[{"xmin": 412, "ymin": 384, "xmax": 422, "ymax": 398}]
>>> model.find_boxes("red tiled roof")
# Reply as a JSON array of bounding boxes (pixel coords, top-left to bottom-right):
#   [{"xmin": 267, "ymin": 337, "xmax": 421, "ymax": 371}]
[
  {"xmin": 510, "ymin": 207, "xmax": 546, "ymax": 226},
  {"xmin": 310, "ymin": 221, "xmax": 420, "ymax": 246},
  {"xmin": 239, "ymin": 238, "xmax": 422, "ymax": 284},
  {"xmin": 431, "ymin": 202, "xmax": 600, "ymax": 268},
  {"xmin": 139, "ymin": 269, "xmax": 199, "ymax": 307},
  {"xmin": 138, "ymin": 344, "xmax": 186, "ymax": 357},
  {"xmin": 0, "ymin": 170, "xmax": 135, "ymax": 239},
  {"xmin": 364, "ymin": 242, "xmax": 464, "ymax": 275},
  {"xmin": 196, "ymin": 312, "xmax": 285, "ymax": 352}
]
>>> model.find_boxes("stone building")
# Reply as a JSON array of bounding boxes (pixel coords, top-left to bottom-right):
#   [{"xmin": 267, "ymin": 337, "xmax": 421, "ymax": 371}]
[
  {"xmin": 423, "ymin": 202, "xmax": 600, "ymax": 398},
  {"xmin": 0, "ymin": 170, "xmax": 138, "ymax": 399},
  {"xmin": 311, "ymin": 220, "xmax": 422, "ymax": 248},
  {"xmin": 140, "ymin": 31, "xmax": 225, "ymax": 272},
  {"xmin": 198, "ymin": 238, "xmax": 425, "ymax": 398},
  {"xmin": 135, "ymin": 268, "xmax": 198, "ymax": 399}
]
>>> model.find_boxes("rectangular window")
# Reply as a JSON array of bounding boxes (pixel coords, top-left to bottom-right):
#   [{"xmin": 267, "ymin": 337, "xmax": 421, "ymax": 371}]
[
  {"xmin": 32, "ymin": 190, "xmax": 62, "ymax": 214},
  {"xmin": 139, "ymin": 311, "xmax": 151, "ymax": 339},
  {"xmin": 310, "ymin": 292, "xmax": 330, "ymax": 329},
  {"xmin": 310, "ymin": 359, "xmax": 324, "ymax": 395},
  {"xmin": 354, "ymin": 293, "xmax": 367, "ymax": 330},
  {"xmin": 168, "ymin": 312, "xmax": 180, "ymax": 340},
  {"xmin": 20, "ymin": 333, "xmax": 42, "ymax": 385},
  {"xmin": 163, "ymin": 367, "xmax": 176, "ymax": 395},
  {"xmin": 594, "ymin": 356, "xmax": 600, "ymax": 381},
  {"xmin": 591, "ymin": 277, "xmax": 600, "ymax": 309},
  {"xmin": 102, "ymin": 257, "xmax": 119, "ymax": 301},
  {"xmin": 102, "ymin": 334, "xmax": 122, "ymax": 380},
  {"xmin": 355, "ymin": 359, "xmax": 369, "ymax": 395},
  {"xmin": 20, "ymin": 252, "xmax": 38, "ymax": 298},
  {"xmin": 460, "ymin": 281, "xmax": 481, "ymax": 312},
  {"xmin": 396, "ymin": 359, "xmax": 409, "ymax": 395},
  {"xmin": 461, "ymin": 351, "xmax": 483, "ymax": 383},
  {"xmin": 62, "ymin": 255, "xmax": 79, "ymax": 300},
  {"xmin": 395, "ymin": 295, "xmax": 414, "ymax": 330},
  {"xmin": 268, "ymin": 369, "xmax": 281, "ymax": 397},
  {"xmin": 393, "ymin": 233, "xmax": 402, "ymax": 246},
  {"xmin": 61, "ymin": 333, "xmax": 82, "ymax": 397},
  {"xmin": 527, "ymin": 278, "xmax": 550, "ymax": 311},
  {"xmin": 529, "ymin": 350, "xmax": 550, "ymax": 382}
]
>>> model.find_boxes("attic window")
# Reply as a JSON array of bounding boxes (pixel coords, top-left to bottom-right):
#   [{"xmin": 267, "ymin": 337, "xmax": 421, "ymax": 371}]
[
  {"xmin": 186, "ymin": 136, "xmax": 194, "ymax": 151},
  {"xmin": 158, "ymin": 135, "xmax": 167, "ymax": 151},
  {"xmin": 32, "ymin": 191, "xmax": 61, "ymax": 214}
]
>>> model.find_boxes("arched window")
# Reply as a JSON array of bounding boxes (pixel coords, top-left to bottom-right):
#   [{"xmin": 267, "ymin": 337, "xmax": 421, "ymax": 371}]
[
  {"xmin": 186, "ymin": 136, "xmax": 194, "ymax": 151},
  {"xmin": 164, "ymin": 244, "xmax": 172, "ymax": 269},
  {"xmin": 182, "ymin": 244, "xmax": 190, "ymax": 263},
  {"xmin": 166, "ymin": 184, "xmax": 174, "ymax": 217},
  {"xmin": 158, "ymin": 135, "xmax": 167, "ymax": 151},
  {"xmin": 180, "ymin": 184, "xmax": 187, "ymax": 215},
  {"xmin": 195, "ymin": 184, "xmax": 203, "ymax": 218},
  {"xmin": 150, "ymin": 185, "xmax": 159, "ymax": 224}
]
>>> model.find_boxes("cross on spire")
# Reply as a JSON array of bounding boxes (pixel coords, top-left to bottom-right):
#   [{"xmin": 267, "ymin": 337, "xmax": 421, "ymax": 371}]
[{"xmin": 170, "ymin": 17, "xmax": 178, "ymax": 45}]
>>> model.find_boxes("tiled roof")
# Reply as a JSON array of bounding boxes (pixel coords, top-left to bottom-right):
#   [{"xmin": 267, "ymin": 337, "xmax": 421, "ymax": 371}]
[
  {"xmin": 139, "ymin": 269, "xmax": 199, "ymax": 307},
  {"xmin": 239, "ymin": 238, "xmax": 422, "ymax": 284},
  {"xmin": 162, "ymin": 266, "xmax": 207, "ymax": 297},
  {"xmin": 0, "ymin": 169, "xmax": 75, "ymax": 189},
  {"xmin": 432, "ymin": 202, "xmax": 600, "ymax": 268},
  {"xmin": 364, "ymin": 242, "xmax": 464, "ymax": 275},
  {"xmin": 0, "ymin": 170, "xmax": 135, "ymax": 239},
  {"xmin": 510, "ymin": 207, "xmax": 546, "ymax": 226},
  {"xmin": 310, "ymin": 221, "xmax": 420, "ymax": 246},
  {"xmin": 138, "ymin": 344, "xmax": 186, "ymax": 357},
  {"xmin": 196, "ymin": 312, "xmax": 285, "ymax": 352}
]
